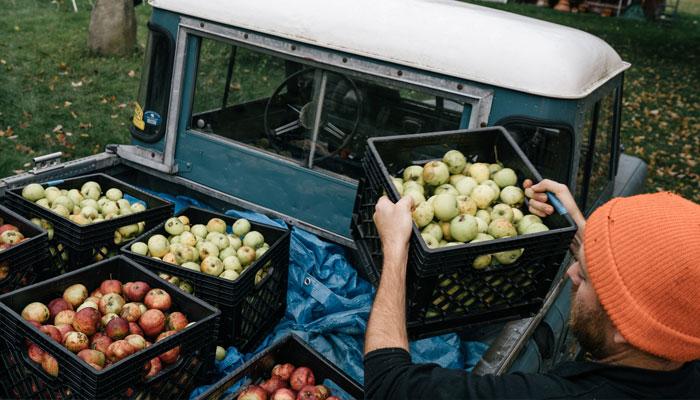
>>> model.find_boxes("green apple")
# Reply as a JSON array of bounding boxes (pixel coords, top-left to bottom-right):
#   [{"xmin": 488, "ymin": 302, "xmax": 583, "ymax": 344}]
[
  {"xmin": 412, "ymin": 201, "xmax": 434, "ymax": 228},
  {"xmin": 243, "ymin": 231, "xmax": 265, "ymax": 249},
  {"xmin": 494, "ymin": 248, "xmax": 524, "ymax": 264},
  {"xmin": 422, "ymin": 161, "xmax": 450, "ymax": 186},
  {"xmin": 200, "ymin": 256, "xmax": 224, "ymax": 276},
  {"xmin": 443, "ymin": 150, "xmax": 467, "ymax": 175},
  {"xmin": 512, "ymin": 208, "xmax": 524, "ymax": 223},
  {"xmin": 482, "ymin": 180, "xmax": 501, "ymax": 201},
  {"xmin": 392, "ymin": 178, "xmax": 404, "ymax": 195},
  {"xmin": 488, "ymin": 219, "xmax": 517, "ymax": 238},
  {"xmin": 492, "ymin": 168, "xmax": 518, "ymax": 188},
  {"xmin": 491, "ymin": 204, "xmax": 514, "ymax": 222},
  {"xmin": 500, "ymin": 186, "xmax": 524, "ymax": 206},
  {"xmin": 467, "ymin": 163, "xmax": 490, "ymax": 183},
  {"xmin": 456, "ymin": 195, "xmax": 477, "ymax": 216},
  {"xmin": 403, "ymin": 180, "xmax": 425, "ymax": 196},
  {"xmin": 433, "ymin": 184, "xmax": 459, "ymax": 197},
  {"xmin": 471, "ymin": 185, "xmax": 495, "ymax": 209},
  {"xmin": 433, "ymin": 194, "xmax": 459, "ymax": 222},
  {"xmin": 522, "ymin": 222, "xmax": 549, "ymax": 234},
  {"xmin": 22, "ymin": 183, "xmax": 45, "ymax": 202},
  {"xmin": 232, "ymin": 219, "xmax": 251, "ymax": 237},
  {"xmin": 147, "ymin": 235, "xmax": 169, "ymax": 258},
  {"xmin": 403, "ymin": 189, "xmax": 426, "ymax": 207},
  {"xmin": 421, "ymin": 232, "xmax": 439, "ymax": 249},
  {"xmin": 105, "ymin": 188, "xmax": 122, "ymax": 201},
  {"xmin": 450, "ymin": 214, "xmax": 478, "ymax": 242},
  {"xmin": 449, "ymin": 174, "xmax": 467, "ymax": 186},
  {"xmin": 403, "ymin": 165, "xmax": 424, "ymax": 185},
  {"xmin": 164, "ymin": 217, "xmax": 185, "ymax": 235},
  {"xmin": 455, "ymin": 176, "xmax": 478, "ymax": 196},
  {"xmin": 517, "ymin": 214, "xmax": 542, "ymax": 234},
  {"xmin": 488, "ymin": 163, "xmax": 503, "ymax": 175},
  {"xmin": 191, "ymin": 224, "xmax": 208, "ymax": 238},
  {"xmin": 421, "ymin": 222, "xmax": 443, "ymax": 241},
  {"xmin": 198, "ymin": 241, "xmax": 220, "ymax": 259}
]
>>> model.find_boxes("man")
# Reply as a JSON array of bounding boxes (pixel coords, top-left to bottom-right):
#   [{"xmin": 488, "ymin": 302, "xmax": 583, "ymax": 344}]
[{"xmin": 363, "ymin": 179, "xmax": 700, "ymax": 399}]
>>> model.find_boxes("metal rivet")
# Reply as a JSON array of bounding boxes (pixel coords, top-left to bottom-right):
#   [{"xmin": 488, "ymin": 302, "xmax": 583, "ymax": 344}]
[
  {"xmin": 480, "ymin": 122, "xmax": 487, "ymax": 128},
  {"xmin": 342, "ymin": 57, "xmax": 348, "ymax": 63},
  {"xmin": 243, "ymin": 33, "xmax": 249, "ymax": 39},
  {"xmin": 291, "ymin": 45, "xmax": 297, "ymax": 51},
  {"xmin": 397, "ymin": 70, "xmax": 403, "ymax": 76},
  {"xmin": 303, "ymin": 277, "xmax": 311, "ymax": 285},
  {"xmin": 457, "ymin": 84, "xmax": 464, "ymax": 90},
  {"xmin": 150, "ymin": 152, "xmax": 155, "ymax": 158},
  {"xmin": 199, "ymin": 22, "xmax": 204, "ymax": 28}
]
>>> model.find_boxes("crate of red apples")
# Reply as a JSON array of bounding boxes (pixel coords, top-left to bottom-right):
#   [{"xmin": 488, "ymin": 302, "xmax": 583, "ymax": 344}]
[
  {"xmin": 0, "ymin": 255, "xmax": 220, "ymax": 399},
  {"xmin": 197, "ymin": 334, "xmax": 363, "ymax": 400}
]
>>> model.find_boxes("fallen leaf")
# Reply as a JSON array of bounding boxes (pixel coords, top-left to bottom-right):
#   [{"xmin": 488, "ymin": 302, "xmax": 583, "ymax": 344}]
[
  {"xmin": 128, "ymin": 70, "xmax": 136, "ymax": 78},
  {"xmin": 70, "ymin": 111, "xmax": 78, "ymax": 119},
  {"xmin": 118, "ymin": 103, "xmax": 126, "ymax": 109},
  {"xmin": 52, "ymin": 125, "xmax": 63, "ymax": 132},
  {"xmin": 64, "ymin": 101, "xmax": 72, "ymax": 107},
  {"xmin": 79, "ymin": 122, "xmax": 92, "ymax": 129},
  {"xmin": 71, "ymin": 81, "xmax": 83, "ymax": 88}
]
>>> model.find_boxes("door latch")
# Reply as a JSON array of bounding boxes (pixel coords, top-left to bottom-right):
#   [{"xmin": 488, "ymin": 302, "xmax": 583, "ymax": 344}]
[{"xmin": 31, "ymin": 152, "xmax": 63, "ymax": 174}]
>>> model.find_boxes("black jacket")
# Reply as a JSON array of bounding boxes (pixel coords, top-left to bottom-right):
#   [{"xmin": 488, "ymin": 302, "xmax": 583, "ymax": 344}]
[{"xmin": 364, "ymin": 348, "xmax": 700, "ymax": 399}]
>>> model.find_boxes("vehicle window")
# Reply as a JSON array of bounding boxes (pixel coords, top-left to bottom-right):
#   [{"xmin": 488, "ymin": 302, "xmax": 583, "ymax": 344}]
[
  {"xmin": 576, "ymin": 91, "xmax": 616, "ymax": 213},
  {"xmin": 499, "ymin": 120, "xmax": 573, "ymax": 185},
  {"xmin": 189, "ymin": 36, "xmax": 472, "ymax": 179},
  {"xmin": 131, "ymin": 24, "xmax": 173, "ymax": 142}
]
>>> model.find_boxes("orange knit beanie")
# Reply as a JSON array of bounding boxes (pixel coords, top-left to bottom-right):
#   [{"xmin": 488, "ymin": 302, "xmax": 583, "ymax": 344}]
[{"xmin": 584, "ymin": 192, "xmax": 700, "ymax": 362}]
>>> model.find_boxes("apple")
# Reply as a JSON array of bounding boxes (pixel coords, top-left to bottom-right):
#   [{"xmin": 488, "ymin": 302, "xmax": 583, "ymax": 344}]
[
  {"xmin": 200, "ymin": 256, "xmax": 224, "ymax": 276},
  {"xmin": 290, "ymin": 367, "xmax": 316, "ymax": 390},
  {"xmin": 129, "ymin": 242, "xmax": 148, "ymax": 256},
  {"xmin": 124, "ymin": 281, "xmax": 151, "ymax": 302},
  {"xmin": 470, "ymin": 233, "xmax": 495, "ymax": 269},
  {"xmin": 90, "ymin": 288, "xmax": 104, "ymax": 299},
  {"xmin": 216, "ymin": 346, "xmax": 226, "ymax": 361},
  {"xmin": 166, "ymin": 312, "xmax": 188, "ymax": 331},
  {"xmin": 220, "ymin": 269, "xmax": 240, "ymax": 281},
  {"xmin": 64, "ymin": 331, "xmax": 90, "ymax": 353},
  {"xmin": 139, "ymin": 309, "xmax": 166, "ymax": 337},
  {"xmin": 271, "ymin": 388, "xmax": 295, "ymax": 400},
  {"xmin": 106, "ymin": 340, "xmax": 136, "ymax": 362},
  {"xmin": 99, "ymin": 293, "xmax": 125, "ymax": 315},
  {"xmin": 78, "ymin": 349, "xmax": 106, "ymax": 368},
  {"xmin": 164, "ymin": 217, "xmax": 185, "ymax": 235},
  {"xmin": 450, "ymin": 215, "xmax": 478, "ymax": 242},
  {"xmin": 491, "ymin": 204, "xmax": 514, "ymax": 222},
  {"xmin": 181, "ymin": 262, "xmax": 200, "ymax": 272},
  {"xmin": 421, "ymin": 222, "xmax": 443, "ymax": 242},
  {"xmin": 471, "ymin": 185, "xmax": 495, "ymax": 209},
  {"xmin": 228, "ymin": 235, "xmax": 242, "ymax": 250},
  {"xmin": 403, "ymin": 180, "xmax": 425, "ymax": 196},
  {"xmin": 422, "ymin": 161, "xmax": 450, "ymax": 186},
  {"xmin": 522, "ymin": 222, "xmax": 549, "ymax": 234},
  {"xmin": 489, "ymin": 162, "xmax": 503, "ymax": 175},
  {"xmin": 207, "ymin": 232, "xmax": 231, "ymax": 250},
  {"xmin": 482, "ymin": 180, "xmax": 501, "ymax": 201},
  {"xmin": 162, "ymin": 252, "xmax": 177, "ymax": 264},
  {"xmin": 260, "ymin": 375, "xmax": 288, "ymax": 394},
  {"xmin": 22, "ymin": 183, "xmax": 46, "ymax": 202},
  {"xmin": 237, "ymin": 246, "xmax": 256, "ymax": 267},
  {"xmin": 40, "ymin": 325, "xmax": 63, "ymax": 343},
  {"xmin": 475, "ymin": 209, "xmax": 491, "ymax": 224},
  {"xmin": 147, "ymin": 235, "xmax": 169, "ymax": 258},
  {"xmin": 156, "ymin": 330, "xmax": 180, "ymax": 364},
  {"xmin": 177, "ymin": 231, "xmax": 196, "ymax": 248},
  {"xmin": 124, "ymin": 334, "xmax": 147, "ymax": 351},
  {"xmin": 1, "ymin": 230, "xmax": 24, "ymax": 245},
  {"xmin": 54, "ymin": 310, "xmax": 76, "ymax": 326},
  {"xmin": 467, "ymin": 163, "xmax": 490, "ymax": 183},
  {"xmin": 129, "ymin": 322, "xmax": 144, "ymax": 336},
  {"xmin": 488, "ymin": 219, "xmax": 517, "ymax": 239},
  {"xmin": 73, "ymin": 307, "xmax": 101, "ymax": 336},
  {"xmin": 314, "ymin": 385, "xmax": 330, "ymax": 400},
  {"xmin": 512, "ymin": 208, "xmax": 524, "ymax": 223},
  {"xmin": 391, "ymin": 177, "xmax": 404, "ymax": 195},
  {"xmin": 402, "ymin": 189, "xmax": 425, "ymax": 207},
  {"xmin": 42, "ymin": 354, "xmax": 59, "ymax": 377},
  {"xmin": 28, "ymin": 343, "xmax": 46, "ymax": 363},
  {"xmin": 120, "ymin": 303, "xmax": 143, "ymax": 322},
  {"xmin": 456, "ymin": 195, "xmax": 477, "ymax": 216},
  {"xmin": 494, "ymin": 248, "xmax": 524, "ymax": 264},
  {"xmin": 105, "ymin": 188, "xmax": 122, "ymax": 201},
  {"xmin": 449, "ymin": 174, "xmax": 467, "ymax": 186},
  {"xmin": 206, "ymin": 218, "xmax": 226, "ymax": 234},
  {"xmin": 243, "ymin": 231, "xmax": 265, "ymax": 249},
  {"xmin": 47, "ymin": 298, "xmax": 73, "ymax": 322},
  {"xmin": 442, "ymin": 149, "xmax": 467, "ymax": 174},
  {"xmin": 223, "ymin": 255, "xmax": 243, "ymax": 273},
  {"xmin": 500, "ymin": 186, "xmax": 524, "ymax": 206},
  {"xmin": 81, "ymin": 184, "xmax": 101, "ymax": 201},
  {"xmin": 63, "ymin": 284, "xmax": 88, "ymax": 307},
  {"xmin": 402, "ymin": 165, "xmax": 424, "ymax": 185},
  {"xmin": 144, "ymin": 289, "xmax": 171, "ymax": 311},
  {"xmin": 516, "ymin": 214, "xmax": 542, "ymax": 234},
  {"xmin": 411, "ymin": 201, "xmax": 434, "ymax": 228},
  {"xmin": 145, "ymin": 357, "xmax": 162, "ymax": 378},
  {"xmin": 492, "ymin": 168, "xmax": 518, "ymax": 188},
  {"xmin": 21, "ymin": 302, "xmax": 50, "ymax": 323},
  {"xmin": 198, "ymin": 241, "xmax": 220, "ymax": 260},
  {"xmin": 191, "ymin": 224, "xmax": 208, "ymax": 238},
  {"xmin": 272, "ymin": 363, "xmax": 296, "ymax": 380},
  {"xmin": 239, "ymin": 385, "xmax": 269, "ymax": 400},
  {"xmin": 91, "ymin": 335, "xmax": 113, "ymax": 354},
  {"xmin": 100, "ymin": 279, "xmax": 122, "ymax": 295},
  {"xmin": 440, "ymin": 221, "xmax": 452, "ymax": 241},
  {"xmin": 55, "ymin": 324, "xmax": 74, "ymax": 340},
  {"xmin": 432, "ymin": 194, "xmax": 459, "ymax": 222},
  {"xmin": 475, "ymin": 216, "xmax": 488, "ymax": 233}
]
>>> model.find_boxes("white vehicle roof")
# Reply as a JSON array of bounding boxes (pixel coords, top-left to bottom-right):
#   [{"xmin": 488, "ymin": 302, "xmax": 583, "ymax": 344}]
[{"xmin": 150, "ymin": 0, "xmax": 630, "ymax": 99}]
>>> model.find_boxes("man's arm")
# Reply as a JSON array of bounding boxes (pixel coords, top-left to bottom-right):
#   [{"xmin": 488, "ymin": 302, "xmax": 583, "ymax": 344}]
[{"xmin": 364, "ymin": 195, "xmax": 413, "ymax": 354}]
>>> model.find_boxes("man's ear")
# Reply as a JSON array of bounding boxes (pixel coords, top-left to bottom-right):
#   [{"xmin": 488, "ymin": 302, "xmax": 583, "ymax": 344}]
[{"xmin": 612, "ymin": 329, "xmax": 628, "ymax": 345}]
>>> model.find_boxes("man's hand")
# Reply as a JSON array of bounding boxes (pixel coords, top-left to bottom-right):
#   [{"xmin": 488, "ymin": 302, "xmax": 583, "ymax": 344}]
[
  {"xmin": 523, "ymin": 178, "xmax": 586, "ymax": 259},
  {"xmin": 374, "ymin": 195, "xmax": 413, "ymax": 257}
]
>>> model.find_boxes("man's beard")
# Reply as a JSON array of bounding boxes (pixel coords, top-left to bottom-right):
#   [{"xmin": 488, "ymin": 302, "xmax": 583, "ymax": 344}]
[{"xmin": 569, "ymin": 292, "xmax": 611, "ymax": 360}]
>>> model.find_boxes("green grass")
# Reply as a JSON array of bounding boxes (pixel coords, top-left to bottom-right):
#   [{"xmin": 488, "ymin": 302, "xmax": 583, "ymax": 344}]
[{"xmin": 1, "ymin": 0, "xmax": 698, "ymax": 201}]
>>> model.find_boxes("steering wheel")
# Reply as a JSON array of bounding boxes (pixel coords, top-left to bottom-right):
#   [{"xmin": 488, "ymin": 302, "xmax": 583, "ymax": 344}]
[{"xmin": 263, "ymin": 68, "xmax": 362, "ymax": 163}]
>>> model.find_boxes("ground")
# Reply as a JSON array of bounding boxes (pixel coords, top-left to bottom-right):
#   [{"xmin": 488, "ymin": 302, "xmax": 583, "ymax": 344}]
[{"xmin": 0, "ymin": 0, "xmax": 698, "ymax": 201}]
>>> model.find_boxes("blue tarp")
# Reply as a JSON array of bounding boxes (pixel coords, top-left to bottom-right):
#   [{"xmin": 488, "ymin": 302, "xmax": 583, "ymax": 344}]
[{"xmin": 143, "ymin": 192, "xmax": 487, "ymax": 398}]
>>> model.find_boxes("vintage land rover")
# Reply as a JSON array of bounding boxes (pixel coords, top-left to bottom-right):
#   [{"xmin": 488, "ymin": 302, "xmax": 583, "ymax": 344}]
[{"xmin": 0, "ymin": 0, "xmax": 647, "ymax": 382}]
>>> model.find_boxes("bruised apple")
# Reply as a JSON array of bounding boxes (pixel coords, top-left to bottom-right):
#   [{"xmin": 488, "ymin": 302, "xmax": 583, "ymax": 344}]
[
  {"xmin": 40, "ymin": 325, "xmax": 63, "ymax": 343},
  {"xmin": 166, "ymin": 312, "xmax": 188, "ymax": 331},
  {"xmin": 106, "ymin": 340, "xmax": 136, "ymax": 362},
  {"xmin": 260, "ymin": 375, "xmax": 288, "ymax": 394},
  {"xmin": 73, "ymin": 308, "xmax": 101, "ymax": 336},
  {"xmin": 271, "ymin": 388, "xmax": 295, "ymax": 400},
  {"xmin": 21, "ymin": 302, "xmax": 50, "ymax": 324},
  {"xmin": 64, "ymin": 331, "xmax": 89, "ymax": 353},
  {"xmin": 47, "ymin": 298, "xmax": 73, "ymax": 322},
  {"xmin": 124, "ymin": 281, "xmax": 151, "ymax": 302},
  {"xmin": 238, "ymin": 385, "xmax": 268, "ymax": 400},
  {"xmin": 272, "ymin": 363, "xmax": 295, "ymax": 381},
  {"xmin": 139, "ymin": 309, "xmax": 165, "ymax": 337},
  {"xmin": 144, "ymin": 289, "xmax": 171, "ymax": 311},
  {"xmin": 290, "ymin": 367, "xmax": 315, "ymax": 391},
  {"xmin": 78, "ymin": 349, "xmax": 106, "ymax": 368},
  {"xmin": 91, "ymin": 334, "xmax": 113, "ymax": 354},
  {"xmin": 145, "ymin": 357, "xmax": 162, "ymax": 378},
  {"xmin": 63, "ymin": 284, "xmax": 88, "ymax": 308},
  {"xmin": 106, "ymin": 317, "xmax": 130, "ymax": 340}
]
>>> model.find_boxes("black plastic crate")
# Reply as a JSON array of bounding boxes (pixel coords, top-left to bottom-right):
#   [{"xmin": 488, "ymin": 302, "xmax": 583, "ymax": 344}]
[
  {"xmin": 0, "ymin": 256, "xmax": 220, "ymax": 400},
  {"xmin": 362, "ymin": 127, "xmax": 576, "ymax": 276},
  {"xmin": 42, "ymin": 237, "xmax": 122, "ymax": 278},
  {"xmin": 4, "ymin": 173, "xmax": 173, "ymax": 251},
  {"xmin": 196, "ymin": 334, "xmax": 363, "ymax": 400},
  {"xmin": 0, "ymin": 204, "xmax": 51, "ymax": 293},
  {"xmin": 0, "ymin": 339, "xmax": 211, "ymax": 400},
  {"xmin": 121, "ymin": 207, "xmax": 290, "ymax": 307},
  {"xmin": 121, "ymin": 207, "xmax": 290, "ymax": 350}
]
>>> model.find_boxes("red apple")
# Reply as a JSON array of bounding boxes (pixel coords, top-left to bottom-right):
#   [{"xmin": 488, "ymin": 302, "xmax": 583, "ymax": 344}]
[
  {"xmin": 0, "ymin": 224, "xmax": 18, "ymax": 235},
  {"xmin": 260, "ymin": 375, "xmax": 289, "ymax": 394},
  {"xmin": 102, "ymin": 312, "xmax": 119, "ymax": 327},
  {"xmin": 139, "ymin": 309, "xmax": 165, "ymax": 337},
  {"xmin": 41, "ymin": 354, "xmax": 59, "ymax": 377},
  {"xmin": 78, "ymin": 349, "xmax": 106, "ymax": 368},
  {"xmin": 296, "ymin": 386, "xmax": 318, "ymax": 400},
  {"xmin": 271, "ymin": 388, "xmax": 296, "ymax": 400},
  {"xmin": 27, "ymin": 343, "xmax": 45, "ymax": 363},
  {"xmin": 106, "ymin": 340, "xmax": 136, "ymax": 362},
  {"xmin": 238, "ymin": 385, "xmax": 268, "ymax": 400},
  {"xmin": 156, "ymin": 330, "xmax": 180, "ymax": 364},
  {"xmin": 129, "ymin": 321, "xmax": 144, "ymax": 336},
  {"xmin": 166, "ymin": 312, "xmax": 188, "ymax": 331},
  {"xmin": 105, "ymin": 317, "xmax": 129, "ymax": 340},
  {"xmin": 91, "ymin": 334, "xmax": 113, "ymax": 354},
  {"xmin": 272, "ymin": 363, "xmax": 296, "ymax": 381},
  {"xmin": 47, "ymin": 298, "xmax": 73, "ymax": 322},
  {"xmin": 290, "ymin": 367, "xmax": 315, "ymax": 391},
  {"xmin": 90, "ymin": 288, "xmax": 104, "ymax": 299},
  {"xmin": 55, "ymin": 324, "xmax": 74, "ymax": 340},
  {"xmin": 124, "ymin": 334, "xmax": 146, "ymax": 351},
  {"xmin": 144, "ymin": 289, "xmax": 171, "ymax": 311},
  {"xmin": 326, "ymin": 397, "xmax": 340, "ymax": 400},
  {"xmin": 144, "ymin": 357, "xmax": 162, "ymax": 378},
  {"xmin": 72, "ymin": 308, "xmax": 101, "ymax": 336},
  {"xmin": 100, "ymin": 279, "xmax": 122, "ymax": 295},
  {"xmin": 124, "ymin": 281, "xmax": 150, "ymax": 302},
  {"xmin": 54, "ymin": 310, "xmax": 76, "ymax": 326},
  {"xmin": 40, "ymin": 325, "xmax": 63, "ymax": 343},
  {"xmin": 64, "ymin": 331, "xmax": 89, "ymax": 353}
]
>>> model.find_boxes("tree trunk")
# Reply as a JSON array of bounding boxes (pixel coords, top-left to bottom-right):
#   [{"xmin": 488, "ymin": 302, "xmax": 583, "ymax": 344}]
[{"xmin": 87, "ymin": 0, "xmax": 137, "ymax": 56}]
